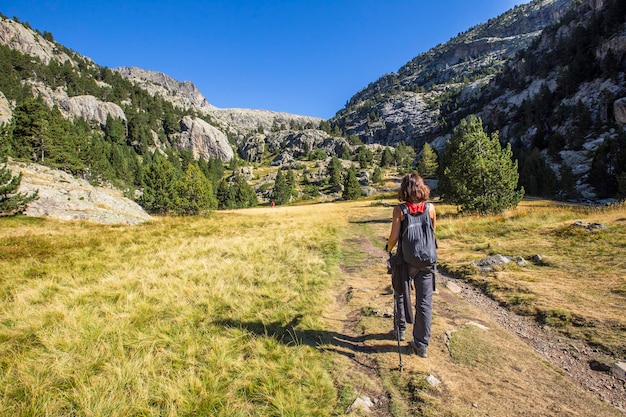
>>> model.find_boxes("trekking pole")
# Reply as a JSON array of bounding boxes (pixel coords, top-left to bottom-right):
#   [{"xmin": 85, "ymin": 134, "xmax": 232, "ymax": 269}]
[{"xmin": 393, "ymin": 290, "xmax": 404, "ymax": 372}]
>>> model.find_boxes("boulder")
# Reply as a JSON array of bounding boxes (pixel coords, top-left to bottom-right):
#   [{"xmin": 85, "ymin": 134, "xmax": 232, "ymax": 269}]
[
  {"xmin": 472, "ymin": 254, "xmax": 512, "ymax": 272},
  {"xmin": 176, "ymin": 116, "xmax": 233, "ymax": 162}
]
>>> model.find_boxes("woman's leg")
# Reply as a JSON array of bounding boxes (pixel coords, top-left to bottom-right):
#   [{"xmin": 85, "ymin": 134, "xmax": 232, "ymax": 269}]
[{"xmin": 412, "ymin": 266, "xmax": 434, "ymax": 349}]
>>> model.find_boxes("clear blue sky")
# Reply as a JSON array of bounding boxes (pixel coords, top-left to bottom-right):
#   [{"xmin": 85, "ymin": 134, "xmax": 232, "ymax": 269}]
[{"xmin": 3, "ymin": 0, "xmax": 525, "ymax": 119}]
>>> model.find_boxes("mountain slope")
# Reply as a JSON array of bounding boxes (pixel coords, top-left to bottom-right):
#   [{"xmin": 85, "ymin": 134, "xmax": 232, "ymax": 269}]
[
  {"xmin": 333, "ymin": 0, "xmax": 626, "ymax": 200},
  {"xmin": 333, "ymin": 0, "xmax": 573, "ymax": 147}
]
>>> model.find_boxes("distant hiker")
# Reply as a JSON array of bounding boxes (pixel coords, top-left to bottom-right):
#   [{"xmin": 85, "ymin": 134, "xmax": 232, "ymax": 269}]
[
  {"xmin": 271, "ymin": 201, "xmax": 275, "ymax": 208},
  {"xmin": 386, "ymin": 173, "xmax": 437, "ymax": 358}
]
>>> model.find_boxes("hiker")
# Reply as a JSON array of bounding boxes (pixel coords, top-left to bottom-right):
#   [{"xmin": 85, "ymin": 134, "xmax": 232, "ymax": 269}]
[{"xmin": 386, "ymin": 173, "xmax": 437, "ymax": 358}]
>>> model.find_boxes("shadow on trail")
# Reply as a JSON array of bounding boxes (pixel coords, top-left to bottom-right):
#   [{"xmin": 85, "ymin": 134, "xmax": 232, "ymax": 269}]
[
  {"xmin": 349, "ymin": 218, "xmax": 391, "ymax": 225},
  {"xmin": 214, "ymin": 316, "xmax": 405, "ymax": 362}
]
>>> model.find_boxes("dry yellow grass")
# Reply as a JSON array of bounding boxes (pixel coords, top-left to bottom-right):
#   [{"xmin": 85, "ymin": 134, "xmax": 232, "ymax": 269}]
[{"xmin": 433, "ymin": 199, "xmax": 626, "ymax": 356}]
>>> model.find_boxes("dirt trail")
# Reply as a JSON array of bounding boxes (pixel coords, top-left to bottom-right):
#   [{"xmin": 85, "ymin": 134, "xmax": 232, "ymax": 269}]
[{"xmin": 324, "ymin": 236, "xmax": 625, "ymax": 415}]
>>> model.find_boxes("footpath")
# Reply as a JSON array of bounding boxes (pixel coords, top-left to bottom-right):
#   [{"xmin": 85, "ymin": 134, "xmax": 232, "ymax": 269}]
[{"xmin": 324, "ymin": 234, "xmax": 625, "ymax": 416}]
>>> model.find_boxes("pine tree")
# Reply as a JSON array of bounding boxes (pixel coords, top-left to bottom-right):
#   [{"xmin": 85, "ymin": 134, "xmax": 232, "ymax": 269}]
[
  {"xmin": 440, "ymin": 116, "xmax": 524, "ymax": 214},
  {"xmin": 176, "ymin": 163, "xmax": 216, "ymax": 215},
  {"xmin": 140, "ymin": 154, "xmax": 178, "ymax": 214},
  {"xmin": 416, "ymin": 142, "xmax": 438, "ymax": 179},
  {"xmin": 232, "ymin": 172, "xmax": 258, "ymax": 208},
  {"xmin": 394, "ymin": 142, "xmax": 416, "ymax": 173},
  {"xmin": 380, "ymin": 147, "xmax": 394, "ymax": 167},
  {"xmin": 0, "ymin": 161, "xmax": 38, "ymax": 216},
  {"xmin": 216, "ymin": 178, "xmax": 235, "ymax": 209},
  {"xmin": 342, "ymin": 166, "xmax": 361, "ymax": 200},
  {"xmin": 272, "ymin": 169, "xmax": 291, "ymax": 205},
  {"xmin": 327, "ymin": 156, "xmax": 342, "ymax": 188},
  {"xmin": 372, "ymin": 166, "xmax": 383, "ymax": 184}
]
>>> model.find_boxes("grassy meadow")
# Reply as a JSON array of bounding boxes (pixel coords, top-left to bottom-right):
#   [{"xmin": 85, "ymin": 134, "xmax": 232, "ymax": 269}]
[
  {"xmin": 435, "ymin": 199, "xmax": 626, "ymax": 356},
  {"xmin": 1, "ymin": 198, "xmax": 625, "ymax": 416}
]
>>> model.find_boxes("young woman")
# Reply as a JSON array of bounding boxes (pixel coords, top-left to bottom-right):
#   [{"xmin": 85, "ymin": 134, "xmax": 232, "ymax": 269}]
[{"xmin": 386, "ymin": 173, "xmax": 437, "ymax": 358}]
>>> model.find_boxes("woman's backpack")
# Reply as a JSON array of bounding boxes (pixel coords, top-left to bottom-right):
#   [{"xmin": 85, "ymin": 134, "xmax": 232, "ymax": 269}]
[{"xmin": 399, "ymin": 203, "xmax": 437, "ymax": 267}]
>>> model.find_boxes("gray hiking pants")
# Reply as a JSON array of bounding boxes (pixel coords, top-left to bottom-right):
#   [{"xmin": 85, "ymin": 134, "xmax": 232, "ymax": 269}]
[{"xmin": 395, "ymin": 264, "xmax": 434, "ymax": 349}]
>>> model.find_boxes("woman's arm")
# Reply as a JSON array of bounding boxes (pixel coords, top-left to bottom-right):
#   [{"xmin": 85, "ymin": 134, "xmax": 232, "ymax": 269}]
[{"xmin": 386, "ymin": 205, "xmax": 403, "ymax": 252}]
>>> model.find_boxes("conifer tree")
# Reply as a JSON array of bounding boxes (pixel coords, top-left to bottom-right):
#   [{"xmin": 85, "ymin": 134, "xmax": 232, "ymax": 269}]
[
  {"xmin": 440, "ymin": 116, "xmax": 524, "ymax": 214},
  {"xmin": 327, "ymin": 156, "xmax": 343, "ymax": 188},
  {"xmin": 394, "ymin": 142, "xmax": 416, "ymax": 173},
  {"xmin": 372, "ymin": 166, "xmax": 383, "ymax": 184},
  {"xmin": 380, "ymin": 147, "xmax": 394, "ymax": 167},
  {"xmin": 272, "ymin": 169, "xmax": 291, "ymax": 205},
  {"xmin": 216, "ymin": 178, "xmax": 235, "ymax": 209},
  {"xmin": 140, "ymin": 154, "xmax": 178, "ymax": 214},
  {"xmin": 232, "ymin": 172, "xmax": 258, "ymax": 208},
  {"xmin": 176, "ymin": 163, "xmax": 216, "ymax": 215},
  {"xmin": 0, "ymin": 160, "xmax": 38, "ymax": 216},
  {"xmin": 416, "ymin": 142, "xmax": 438, "ymax": 178},
  {"xmin": 342, "ymin": 166, "xmax": 361, "ymax": 200}
]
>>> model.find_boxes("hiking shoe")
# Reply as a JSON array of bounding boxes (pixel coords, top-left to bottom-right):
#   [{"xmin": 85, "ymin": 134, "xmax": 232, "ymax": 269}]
[
  {"xmin": 409, "ymin": 340, "xmax": 428, "ymax": 358},
  {"xmin": 393, "ymin": 329, "xmax": 406, "ymax": 341}
]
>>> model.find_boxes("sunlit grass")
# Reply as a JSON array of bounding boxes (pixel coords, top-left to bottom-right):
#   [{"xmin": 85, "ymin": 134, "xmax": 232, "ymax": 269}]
[
  {"xmin": 0, "ymin": 205, "xmax": 349, "ymax": 416},
  {"xmin": 436, "ymin": 199, "xmax": 626, "ymax": 356},
  {"xmin": 2, "ymin": 198, "xmax": 625, "ymax": 416}
]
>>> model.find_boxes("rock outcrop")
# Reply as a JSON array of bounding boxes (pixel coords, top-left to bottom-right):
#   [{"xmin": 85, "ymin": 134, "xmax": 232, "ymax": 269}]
[
  {"xmin": 0, "ymin": 91, "xmax": 11, "ymax": 124},
  {"xmin": 10, "ymin": 161, "xmax": 151, "ymax": 225},
  {"xmin": 175, "ymin": 116, "xmax": 234, "ymax": 162},
  {"xmin": 335, "ymin": 0, "xmax": 574, "ymax": 148},
  {"xmin": 59, "ymin": 95, "xmax": 127, "ymax": 127},
  {"xmin": 113, "ymin": 66, "xmax": 216, "ymax": 111},
  {"xmin": 0, "ymin": 16, "xmax": 74, "ymax": 65},
  {"xmin": 614, "ymin": 97, "xmax": 626, "ymax": 125}
]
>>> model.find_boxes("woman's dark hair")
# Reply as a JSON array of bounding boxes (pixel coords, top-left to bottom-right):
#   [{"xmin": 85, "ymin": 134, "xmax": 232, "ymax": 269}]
[{"xmin": 398, "ymin": 173, "xmax": 430, "ymax": 203}]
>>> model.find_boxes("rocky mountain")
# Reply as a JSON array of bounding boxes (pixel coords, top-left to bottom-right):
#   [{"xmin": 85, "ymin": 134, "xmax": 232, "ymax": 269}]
[
  {"xmin": 0, "ymin": 15, "xmax": 326, "ymax": 165},
  {"xmin": 333, "ymin": 0, "xmax": 574, "ymax": 147},
  {"xmin": 334, "ymin": 0, "xmax": 626, "ymax": 200}
]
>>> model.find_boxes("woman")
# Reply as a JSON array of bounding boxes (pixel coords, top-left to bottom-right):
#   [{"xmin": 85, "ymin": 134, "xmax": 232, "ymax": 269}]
[{"xmin": 387, "ymin": 173, "xmax": 437, "ymax": 358}]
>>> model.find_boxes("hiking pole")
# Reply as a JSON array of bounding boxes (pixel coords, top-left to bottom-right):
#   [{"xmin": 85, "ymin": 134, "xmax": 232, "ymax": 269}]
[{"xmin": 393, "ymin": 290, "xmax": 404, "ymax": 372}]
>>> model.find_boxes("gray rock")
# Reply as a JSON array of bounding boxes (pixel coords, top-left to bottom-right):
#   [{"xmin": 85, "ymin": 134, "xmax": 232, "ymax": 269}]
[
  {"xmin": 114, "ymin": 66, "xmax": 216, "ymax": 111},
  {"xmin": 271, "ymin": 152, "xmax": 294, "ymax": 167},
  {"xmin": 59, "ymin": 95, "xmax": 126, "ymax": 128},
  {"xmin": 239, "ymin": 133, "xmax": 266, "ymax": 162},
  {"xmin": 572, "ymin": 221, "xmax": 606, "ymax": 231},
  {"xmin": 426, "ymin": 374, "xmax": 441, "ymax": 387},
  {"xmin": 611, "ymin": 362, "xmax": 626, "ymax": 382},
  {"xmin": 347, "ymin": 395, "xmax": 374, "ymax": 414},
  {"xmin": 176, "ymin": 116, "xmax": 233, "ymax": 162},
  {"xmin": 361, "ymin": 186, "xmax": 377, "ymax": 197},
  {"xmin": 0, "ymin": 91, "xmax": 11, "ymax": 124},
  {"xmin": 11, "ymin": 161, "xmax": 151, "ymax": 225},
  {"xmin": 472, "ymin": 254, "xmax": 512, "ymax": 272},
  {"xmin": 0, "ymin": 17, "xmax": 73, "ymax": 64},
  {"xmin": 614, "ymin": 97, "xmax": 626, "ymax": 125}
]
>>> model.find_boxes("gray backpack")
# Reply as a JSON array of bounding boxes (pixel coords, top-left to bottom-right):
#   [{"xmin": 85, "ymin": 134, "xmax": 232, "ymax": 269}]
[{"xmin": 399, "ymin": 203, "xmax": 437, "ymax": 267}]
